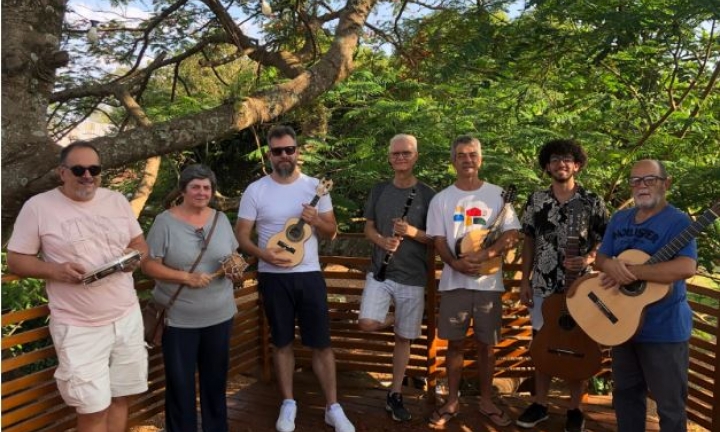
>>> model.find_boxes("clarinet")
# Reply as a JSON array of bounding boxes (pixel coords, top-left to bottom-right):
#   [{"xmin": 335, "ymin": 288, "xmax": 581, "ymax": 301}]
[{"xmin": 374, "ymin": 187, "xmax": 417, "ymax": 282}]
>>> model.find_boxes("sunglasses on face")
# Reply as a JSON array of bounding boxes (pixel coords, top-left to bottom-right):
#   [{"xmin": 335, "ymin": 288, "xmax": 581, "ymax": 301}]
[
  {"xmin": 269, "ymin": 146, "xmax": 297, "ymax": 156},
  {"xmin": 64, "ymin": 165, "xmax": 102, "ymax": 177}
]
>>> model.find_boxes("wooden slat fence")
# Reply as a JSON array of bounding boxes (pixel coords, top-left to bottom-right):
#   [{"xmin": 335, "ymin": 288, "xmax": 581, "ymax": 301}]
[
  {"xmin": 2, "ymin": 246, "xmax": 718, "ymax": 431},
  {"xmin": 1, "ymin": 273, "xmax": 265, "ymax": 432}
]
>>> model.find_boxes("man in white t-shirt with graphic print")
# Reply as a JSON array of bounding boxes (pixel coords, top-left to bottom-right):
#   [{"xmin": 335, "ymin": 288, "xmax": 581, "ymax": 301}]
[{"xmin": 426, "ymin": 135, "xmax": 520, "ymax": 428}]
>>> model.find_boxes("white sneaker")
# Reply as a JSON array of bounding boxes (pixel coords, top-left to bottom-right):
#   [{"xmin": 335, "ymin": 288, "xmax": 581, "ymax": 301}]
[
  {"xmin": 325, "ymin": 404, "xmax": 355, "ymax": 432},
  {"xmin": 276, "ymin": 401, "xmax": 297, "ymax": 432}
]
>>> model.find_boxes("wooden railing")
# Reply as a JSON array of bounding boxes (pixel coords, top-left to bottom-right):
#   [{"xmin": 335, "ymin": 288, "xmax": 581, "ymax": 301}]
[
  {"xmin": 1, "ymin": 276, "xmax": 265, "ymax": 432},
  {"xmin": 2, "ymin": 250, "xmax": 718, "ymax": 431}
]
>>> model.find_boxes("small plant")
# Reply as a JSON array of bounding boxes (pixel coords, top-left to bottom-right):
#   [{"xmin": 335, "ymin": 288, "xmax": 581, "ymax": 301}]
[{"xmin": 589, "ymin": 376, "xmax": 612, "ymax": 395}]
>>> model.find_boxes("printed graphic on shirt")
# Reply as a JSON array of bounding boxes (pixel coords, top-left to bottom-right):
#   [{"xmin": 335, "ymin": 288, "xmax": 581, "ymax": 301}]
[
  {"xmin": 453, "ymin": 200, "xmax": 493, "ymax": 239},
  {"xmin": 62, "ymin": 215, "xmax": 129, "ymax": 279}
]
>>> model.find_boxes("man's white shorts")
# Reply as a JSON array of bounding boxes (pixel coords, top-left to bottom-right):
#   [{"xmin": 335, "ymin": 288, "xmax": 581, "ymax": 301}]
[
  {"xmin": 49, "ymin": 306, "xmax": 148, "ymax": 414},
  {"xmin": 359, "ymin": 273, "xmax": 424, "ymax": 339}
]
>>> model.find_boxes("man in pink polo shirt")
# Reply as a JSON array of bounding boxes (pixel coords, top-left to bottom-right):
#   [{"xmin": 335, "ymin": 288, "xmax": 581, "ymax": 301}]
[{"xmin": 7, "ymin": 141, "xmax": 149, "ymax": 432}]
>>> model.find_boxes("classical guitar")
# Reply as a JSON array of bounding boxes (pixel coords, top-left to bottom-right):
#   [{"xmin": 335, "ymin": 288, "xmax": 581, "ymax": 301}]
[
  {"xmin": 567, "ymin": 201, "xmax": 720, "ymax": 347},
  {"xmin": 266, "ymin": 178, "xmax": 334, "ymax": 267},
  {"xmin": 529, "ymin": 203, "xmax": 603, "ymax": 381},
  {"xmin": 454, "ymin": 185, "xmax": 517, "ymax": 275}
]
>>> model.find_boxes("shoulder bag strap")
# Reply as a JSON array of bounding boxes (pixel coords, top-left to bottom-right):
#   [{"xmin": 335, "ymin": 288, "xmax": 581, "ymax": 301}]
[{"xmin": 165, "ymin": 210, "xmax": 221, "ymax": 310}]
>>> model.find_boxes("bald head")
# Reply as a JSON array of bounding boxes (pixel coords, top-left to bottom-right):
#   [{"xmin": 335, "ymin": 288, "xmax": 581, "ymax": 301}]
[{"xmin": 632, "ymin": 159, "xmax": 668, "ymax": 178}]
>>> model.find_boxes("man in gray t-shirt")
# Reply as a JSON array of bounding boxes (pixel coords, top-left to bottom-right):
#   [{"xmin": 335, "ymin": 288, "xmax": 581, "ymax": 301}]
[{"xmin": 358, "ymin": 134, "xmax": 435, "ymax": 422}]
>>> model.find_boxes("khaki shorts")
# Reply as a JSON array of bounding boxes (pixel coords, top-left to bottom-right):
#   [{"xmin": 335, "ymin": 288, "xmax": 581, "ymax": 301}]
[
  {"xmin": 438, "ymin": 289, "xmax": 503, "ymax": 345},
  {"xmin": 359, "ymin": 273, "xmax": 425, "ymax": 340},
  {"xmin": 49, "ymin": 306, "xmax": 148, "ymax": 414}
]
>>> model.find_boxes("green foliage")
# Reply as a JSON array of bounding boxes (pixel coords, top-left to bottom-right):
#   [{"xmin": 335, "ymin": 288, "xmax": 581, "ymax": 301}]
[
  {"xmin": 589, "ymin": 376, "xmax": 612, "ymax": 395},
  {"xmin": 1, "ymin": 253, "xmax": 48, "ymax": 312},
  {"xmin": 52, "ymin": 0, "xmax": 720, "ymax": 273}
]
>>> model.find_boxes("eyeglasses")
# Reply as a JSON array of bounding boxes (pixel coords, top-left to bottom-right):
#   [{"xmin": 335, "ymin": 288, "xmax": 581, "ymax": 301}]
[
  {"xmin": 628, "ymin": 175, "xmax": 667, "ymax": 187},
  {"xmin": 269, "ymin": 146, "xmax": 297, "ymax": 156},
  {"xmin": 549, "ymin": 156, "xmax": 575, "ymax": 164},
  {"xmin": 64, "ymin": 165, "xmax": 102, "ymax": 177},
  {"xmin": 195, "ymin": 228, "xmax": 209, "ymax": 250},
  {"xmin": 390, "ymin": 151, "xmax": 414, "ymax": 159}
]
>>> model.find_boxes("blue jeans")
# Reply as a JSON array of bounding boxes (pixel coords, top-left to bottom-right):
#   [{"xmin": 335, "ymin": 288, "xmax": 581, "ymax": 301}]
[
  {"xmin": 612, "ymin": 341, "xmax": 688, "ymax": 432},
  {"xmin": 162, "ymin": 318, "xmax": 234, "ymax": 432}
]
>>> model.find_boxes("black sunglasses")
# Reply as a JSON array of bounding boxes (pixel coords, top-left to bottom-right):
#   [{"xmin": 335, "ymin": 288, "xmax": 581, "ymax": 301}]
[
  {"xmin": 64, "ymin": 165, "xmax": 102, "ymax": 177},
  {"xmin": 269, "ymin": 146, "xmax": 297, "ymax": 156}
]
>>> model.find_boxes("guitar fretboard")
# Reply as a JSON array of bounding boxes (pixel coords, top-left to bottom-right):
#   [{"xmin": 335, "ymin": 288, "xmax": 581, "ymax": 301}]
[
  {"xmin": 565, "ymin": 235, "xmax": 581, "ymax": 288},
  {"xmin": 646, "ymin": 207, "xmax": 719, "ymax": 265}
]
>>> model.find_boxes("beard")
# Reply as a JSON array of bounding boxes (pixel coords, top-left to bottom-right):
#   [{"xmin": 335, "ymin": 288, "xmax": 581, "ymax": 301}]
[
  {"xmin": 634, "ymin": 193, "xmax": 661, "ymax": 209},
  {"xmin": 547, "ymin": 169, "xmax": 573, "ymax": 183},
  {"xmin": 67, "ymin": 179, "xmax": 98, "ymax": 201},
  {"xmin": 273, "ymin": 160, "xmax": 296, "ymax": 178}
]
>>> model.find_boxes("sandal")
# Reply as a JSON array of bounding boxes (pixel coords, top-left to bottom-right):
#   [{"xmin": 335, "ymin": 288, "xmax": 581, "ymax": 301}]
[
  {"xmin": 428, "ymin": 408, "xmax": 458, "ymax": 427},
  {"xmin": 479, "ymin": 407, "xmax": 512, "ymax": 427}
]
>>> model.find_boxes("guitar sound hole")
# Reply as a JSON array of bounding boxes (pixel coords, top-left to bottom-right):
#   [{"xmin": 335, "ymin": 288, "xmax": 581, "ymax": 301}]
[
  {"xmin": 287, "ymin": 225, "xmax": 303, "ymax": 242},
  {"xmin": 621, "ymin": 281, "xmax": 646, "ymax": 297},
  {"xmin": 558, "ymin": 313, "xmax": 577, "ymax": 331}
]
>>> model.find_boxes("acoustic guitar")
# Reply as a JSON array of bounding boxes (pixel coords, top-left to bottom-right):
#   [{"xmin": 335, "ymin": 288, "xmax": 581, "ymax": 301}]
[
  {"xmin": 266, "ymin": 178, "xmax": 334, "ymax": 267},
  {"xmin": 567, "ymin": 201, "xmax": 720, "ymax": 347},
  {"xmin": 454, "ymin": 185, "xmax": 517, "ymax": 275},
  {"xmin": 529, "ymin": 203, "xmax": 603, "ymax": 381}
]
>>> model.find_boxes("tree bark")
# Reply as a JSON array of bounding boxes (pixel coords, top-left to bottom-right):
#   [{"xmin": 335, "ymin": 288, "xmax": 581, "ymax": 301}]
[
  {"xmin": 1, "ymin": 0, "xmax": 378, "ymax": 242},
  {"xmin": 1, "ymin": 0, "xmax": 69, "ymax": 242}
]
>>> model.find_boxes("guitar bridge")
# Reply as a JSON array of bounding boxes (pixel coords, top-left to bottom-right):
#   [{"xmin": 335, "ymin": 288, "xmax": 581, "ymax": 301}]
[
  {"xmin": 588, "ymin": 291, "xmax": 619, "ymax": 324},
  {"xmin": 548, "ymin": 348, "xmax": 584, "ymax": 358},
  {"xmin": 277, "ymin": 240, "xmax": 296, "ymax": 254}
]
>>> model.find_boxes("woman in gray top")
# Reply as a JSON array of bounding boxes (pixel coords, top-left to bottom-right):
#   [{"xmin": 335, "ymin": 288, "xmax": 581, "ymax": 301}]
[{"xmin": 142, "ymin": 165, "xmax": 242, "ymax": 432}]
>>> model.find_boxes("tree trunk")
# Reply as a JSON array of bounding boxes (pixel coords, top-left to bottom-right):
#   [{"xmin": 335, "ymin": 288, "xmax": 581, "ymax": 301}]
[
  {"xmin": 1, "ymin": 0, "xmax": 69, "ymax": 243},
  {"xmin": 1, "ymin": 0, "xmax": 378, "ymax": 242}
]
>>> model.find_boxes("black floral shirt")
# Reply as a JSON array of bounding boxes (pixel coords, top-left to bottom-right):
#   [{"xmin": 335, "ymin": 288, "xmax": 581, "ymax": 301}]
[{"xmin": 520, "ymin": 186, "xmax": 608, "ymax": 297}]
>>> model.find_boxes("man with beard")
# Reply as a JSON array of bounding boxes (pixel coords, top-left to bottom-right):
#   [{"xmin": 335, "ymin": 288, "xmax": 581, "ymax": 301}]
[
  {"xmin": 596, "ymin": 159, "xmax": 697, "ymax": 432},
  {"xmin": 235, "ymin": 125, "xmax": 355, "ymax": 432},
  {"xmin": 516, "ymin": 139, "xmax": 608, "ymax": 432},
  {"xmin": 426, "ymin": 135, "xmax": 520, "ymax": 428},
  {"xmin": 6, "ymin": 141, "xmax": 149, "ymax": 432}
]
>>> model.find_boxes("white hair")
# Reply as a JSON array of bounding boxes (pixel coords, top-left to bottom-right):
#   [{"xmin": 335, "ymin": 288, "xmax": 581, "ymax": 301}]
[{"xmin": 388, "ymin": 134, "xmax": 418, "ymax": 153}]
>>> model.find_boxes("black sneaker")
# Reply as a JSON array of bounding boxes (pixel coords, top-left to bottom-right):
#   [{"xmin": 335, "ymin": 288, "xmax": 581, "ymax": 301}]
[
  {"xmin": 516, "ymin": 402, "xmax": 549, "ymax": 428},
  {"xmin": 565, "ymin": 408, "xmax": 585, "ymax": 432},
  {"xmin": 386, "ymin": 391, "xmax": 412, "ymax": 421}
]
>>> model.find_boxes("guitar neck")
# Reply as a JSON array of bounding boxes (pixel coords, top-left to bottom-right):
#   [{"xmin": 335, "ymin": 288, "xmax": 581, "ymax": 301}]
[
  {"xmin": 290, "ymin": 193, "xmax": 321, "ymax": 233},
  {"xmin": 309, "ymin": 194, "xmax": 321, "ymax": 208},
  {"xmin": 482, "ymin": 204, "xmax": 509, "ymax": 247},
  {"xmin": 646, "ymin": 207, "xmax": 719, "ymax": 265},
  {"xmin": 565, "ymin": 236, "xmax": 581, "ymax": 288}
]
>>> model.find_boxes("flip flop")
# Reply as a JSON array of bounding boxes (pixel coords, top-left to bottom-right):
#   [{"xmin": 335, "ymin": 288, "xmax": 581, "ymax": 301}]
[
  {"xmin": 427, "ymin": 409, "xmax": 459, "ymax": 427},
  {"xmin": 479, "ymin": 407, "xmax": 512, "ymax": 427}
]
